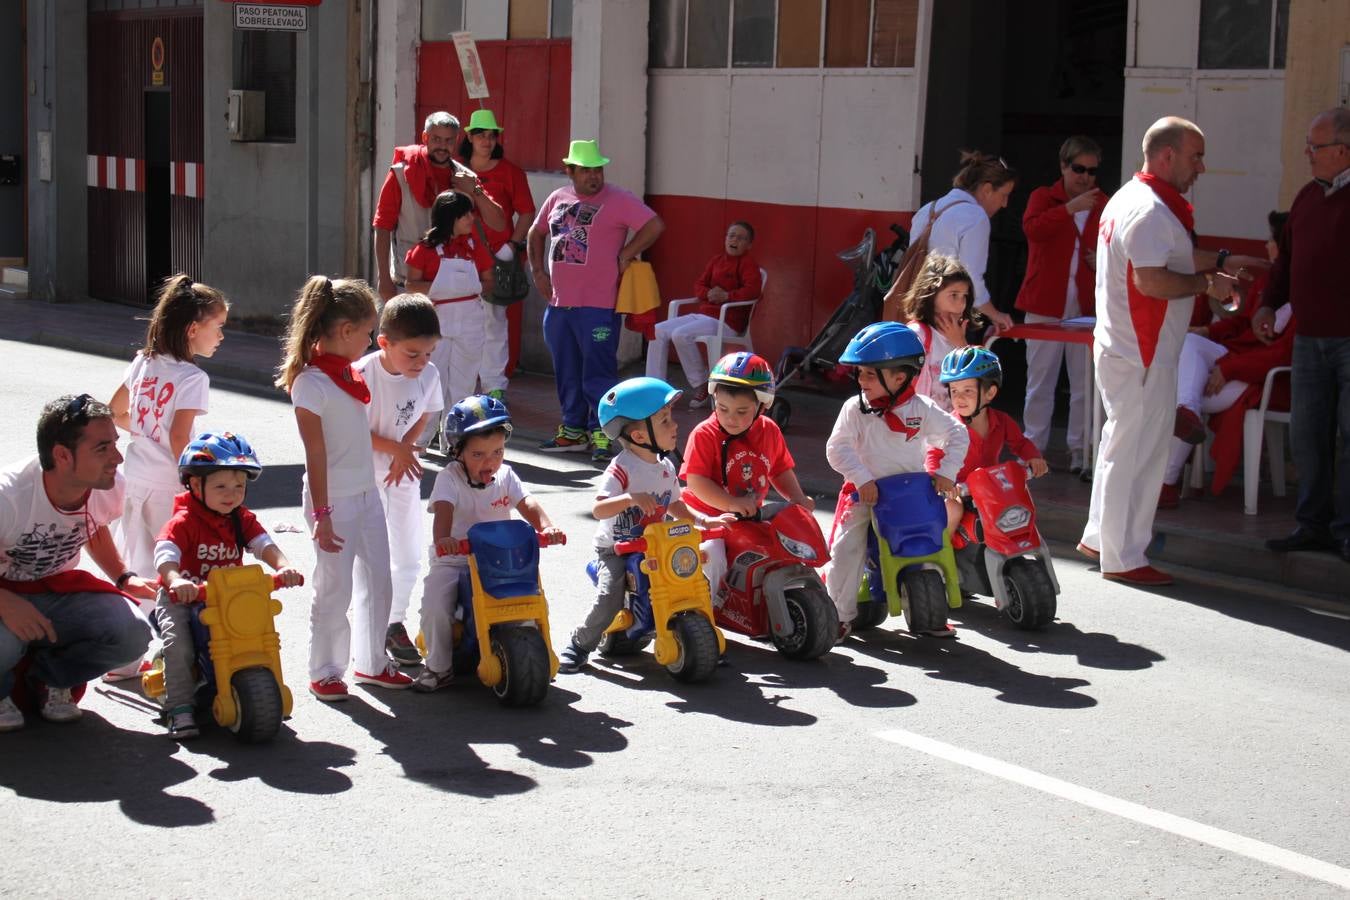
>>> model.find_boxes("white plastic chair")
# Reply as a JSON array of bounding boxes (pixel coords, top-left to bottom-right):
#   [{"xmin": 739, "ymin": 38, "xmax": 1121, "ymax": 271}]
[
  {"xmin": 1241, "ymin": 366, "xmax": 1292, "ymax": 516},
  {"xmin": 664, "ymin": 268, "xmax": 767, "ymax": 365}
]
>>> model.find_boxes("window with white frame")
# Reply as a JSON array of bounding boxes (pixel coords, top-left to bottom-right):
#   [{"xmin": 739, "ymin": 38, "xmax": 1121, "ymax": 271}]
[
  {"xmin": 421, "ymin": 1, "xmax": 572, "ymax": 41},
  {"xmin": 1197, "ymin": 0, "xmax": 1289, "ymax": 69},
  {"xmin": 650, "ymin": 0, "xmax": 919, "ymax": 70}
]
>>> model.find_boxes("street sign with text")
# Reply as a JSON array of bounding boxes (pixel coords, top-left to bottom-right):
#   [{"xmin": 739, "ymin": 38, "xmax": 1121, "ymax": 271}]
[{"xmin": 234, "ymin": 4, "xmax": 309, "ymax": 31}]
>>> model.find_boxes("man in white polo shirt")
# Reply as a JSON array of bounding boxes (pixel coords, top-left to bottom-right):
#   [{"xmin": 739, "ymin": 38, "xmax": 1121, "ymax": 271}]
[{"xmin": 1078, "ymin": 117, "xmax": 1244, "ymax": 585}]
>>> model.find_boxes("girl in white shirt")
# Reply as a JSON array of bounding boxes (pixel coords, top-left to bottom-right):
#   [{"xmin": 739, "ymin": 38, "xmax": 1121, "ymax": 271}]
[
  {"xmin": 278, "ymin": 275, "xmax": 412, "ymax": 701},
  {"xmin": 899, "ymin": 254, "xmax": 983, "ymax": 413},
  {"xmin": 108, "ymin": 274, "xmax": 228, "ymax": 583}
]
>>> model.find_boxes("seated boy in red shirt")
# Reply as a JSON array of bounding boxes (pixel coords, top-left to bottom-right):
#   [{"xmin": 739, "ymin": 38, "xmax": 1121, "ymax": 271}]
[
  {"xmin": 154, "ymin": 432, "xmax": 303, "ymax": 740},
  {"xmin": 646, "ymin": 222, "xmax": 763, "ymax": 406},
  {"xmin": 938, "ymin": 347, "xmax": 1048, "ymax": 528},
  {"xmin": 679, "ymin": 353, "xmax": 813, "ymax": 602}
]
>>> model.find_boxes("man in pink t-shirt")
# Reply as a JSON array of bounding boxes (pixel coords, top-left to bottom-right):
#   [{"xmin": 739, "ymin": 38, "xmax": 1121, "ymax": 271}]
[{"xmin": 527, "ymin": 140, "xmax": 665, "ymax": 464}]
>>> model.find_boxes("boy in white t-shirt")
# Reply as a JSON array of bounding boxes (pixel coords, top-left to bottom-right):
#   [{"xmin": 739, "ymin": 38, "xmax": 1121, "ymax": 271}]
[
  {"xmin": 413, "ymin": 396, "xmax": 562, "ymax": 691},
  {"xmin": 556, "ymin": 377, "xmax": 731, "ymax": 674},
  {"xmin": 352, "ymin": 294, "xmax": 444, "ymax": 668}
]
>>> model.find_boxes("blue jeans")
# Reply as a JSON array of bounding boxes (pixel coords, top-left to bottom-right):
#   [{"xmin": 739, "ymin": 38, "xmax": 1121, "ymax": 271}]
[
  {"xmin": 1289, "ymin": 335, "xmax": 1350, "ymax": 538},
  {"xmin": 0, "ymin": 591, "xmax": 150, "ymax": 699},
  {"xmin": 543, "ymin": 305, "xmax": 621, "ymax": 432}
]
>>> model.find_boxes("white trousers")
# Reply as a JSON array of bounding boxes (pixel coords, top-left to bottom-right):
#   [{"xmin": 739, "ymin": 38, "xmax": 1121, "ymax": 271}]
[
  {"xmin": 305, "ymin": 488, "xmax": 393, "ymax": 680},
  {"xmin": 1022, "ymin": 311, "xmax": 1089, "ymax": 455},
  {"xmin": 419, "ymin": 560, "xmax": 465, "ymax": 674},
  {"xmin": 118, "ymin": 480, "xmax": 178, "ymax": 580},
  {"xmin": 646, "ymin": 314, "xmax": 720, "ymax": 390},
  {"xmin": 477, "ymin": 300, "xmax": 510, "ymax": 393},
  {"xmin": 702, "ymin": 538, "xmax": 727, "ymax": 605},
  {"xmin": 1082, "ymin": 350, "xmax": 1178, "ymax": 573},
  {"xmin": 378, "ymin": 476, "xmax": 426, "ymax": 625},
  {"xmin": 824, "ymin": 499, "xmax": 871, "ymax": 623},
  {"xmin": 430, "ymin": 299, "xmax": 488, "ymax": 420}
]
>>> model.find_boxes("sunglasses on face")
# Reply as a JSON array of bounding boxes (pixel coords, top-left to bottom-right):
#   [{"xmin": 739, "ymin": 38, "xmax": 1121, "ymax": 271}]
[{"xmin": 1068, "ymin": 163, "xmax": 1099, "ymax": 176}]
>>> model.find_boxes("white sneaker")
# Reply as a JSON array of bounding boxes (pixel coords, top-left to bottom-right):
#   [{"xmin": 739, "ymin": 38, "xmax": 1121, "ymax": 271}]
[
  {"xmin": 40, "ymin": 687, "xmax": 82, "ymax": 723},
  {"xmin": 0, "ymin": 697, "xmax": 24, "ymax": 732}
]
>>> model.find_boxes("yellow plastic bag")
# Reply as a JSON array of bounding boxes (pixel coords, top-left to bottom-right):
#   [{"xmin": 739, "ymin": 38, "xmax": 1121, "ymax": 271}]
[{"xmin": 617, "ymin": 261, "xmax": 661, "ymax": 315}]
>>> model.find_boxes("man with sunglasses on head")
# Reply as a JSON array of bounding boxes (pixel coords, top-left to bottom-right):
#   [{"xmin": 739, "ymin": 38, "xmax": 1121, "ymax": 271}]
[
  {"xmin": 0, "ymin": 395, "xmax": 153, "ymax": 731},
  {"xmin": 1016, "ymin": 136, "xmax": 1109, "ymax": 474},
  {"xmin": 1257, "ymin": 107, "xmax": 1350, "ymax": 562},
  {"xmin": 372, "ymin": 111, "xmax": 508, "ymax": 302}
]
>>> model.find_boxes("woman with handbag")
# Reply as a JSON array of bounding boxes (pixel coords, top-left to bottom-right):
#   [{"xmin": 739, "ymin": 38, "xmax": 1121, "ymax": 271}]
[{"xmin": 458, "ymin": 109, "xmax": 536, "ymax": 401}]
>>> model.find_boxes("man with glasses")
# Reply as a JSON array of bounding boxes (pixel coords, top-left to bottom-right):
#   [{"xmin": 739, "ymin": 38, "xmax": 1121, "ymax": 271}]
[
  {"xmin": 0, "ymin": 395, "xmax": 153, "ymax": 731},
  {"xmin": 372, "ymin": 111, "xmax": 508, "ymax": 302},
  {"xmin": 1257, "ymin": 108, "xmax": 1350, "ymax": 561},
  {"xmin": 1016, "ymin": 135, "xmax": 1108, "ymax": 474}
]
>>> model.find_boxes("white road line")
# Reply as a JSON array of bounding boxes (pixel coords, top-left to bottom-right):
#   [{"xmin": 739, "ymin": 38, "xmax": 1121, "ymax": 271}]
[{"xmin": 875, "ymin": 728, "xmax": 1350, "ymax": 890}]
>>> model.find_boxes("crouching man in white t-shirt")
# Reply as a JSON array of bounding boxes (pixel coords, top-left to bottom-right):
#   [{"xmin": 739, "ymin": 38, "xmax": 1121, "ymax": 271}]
[{"xmin": 0, "ymin": 394, "xmax": 154, "ymax": 731}]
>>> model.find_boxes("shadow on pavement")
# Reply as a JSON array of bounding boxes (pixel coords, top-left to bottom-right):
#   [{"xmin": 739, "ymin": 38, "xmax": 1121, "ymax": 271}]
[
  {"xmin": 720, "ymin": 637, "xmax": 917, "ymax": 710},
  {"xmin": 846, "ymin": 626, "xmax": 1098, "ymax": 709},
  {"xmin": 328, "ymin": 683, "xmax": 631, "ymax": 796},
  {"xmin": 196, "ymin": 726, "xmax": 357, "ymax": 795},
  {"xmin": 506, "ymin": 458, "xmax": 603, "ymax": 490},
  {"xmin": 1167, "ymin": 581, "xmax": 1350, "ymax": 653},
  {"xmin": 0, "ymin": 711, "xmax": 215, "ymax": 828},
  {"xmin": 952, "ymin": 602, "xmax": 1167, "ymax": 671}
]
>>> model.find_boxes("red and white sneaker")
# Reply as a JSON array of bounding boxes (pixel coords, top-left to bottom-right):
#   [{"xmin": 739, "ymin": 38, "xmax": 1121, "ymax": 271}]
[
  {"xmin": 309, "ymin": 676, "xmax": 350, "ymax": 702},
  {"xmin": 353, "ymin": 664, "xmax": 414, "ymax": 690}
]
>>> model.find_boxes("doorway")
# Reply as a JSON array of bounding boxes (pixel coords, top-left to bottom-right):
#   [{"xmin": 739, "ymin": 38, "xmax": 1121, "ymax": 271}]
[
  {"xmin": 920, "ymin": 0, "xmax": 1126, "ymax": 410},
  {"xmin": 144, "ymin": 89, "xmax": 171, "ymax": 302}
]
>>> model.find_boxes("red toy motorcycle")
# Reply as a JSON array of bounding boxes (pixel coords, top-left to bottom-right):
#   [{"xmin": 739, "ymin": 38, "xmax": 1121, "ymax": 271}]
[
  {"xmin": 714, "ymin": 501, "xmax": 838, "ymax": 659},
  {"xmin": 951, "ymin": 460, "xmax": 1060, "ymax": 629}
]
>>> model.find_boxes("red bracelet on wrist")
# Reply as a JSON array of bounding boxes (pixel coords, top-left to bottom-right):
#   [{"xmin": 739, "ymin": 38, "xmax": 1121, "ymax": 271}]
[{"xmin": 313, "ymin": 505, "xmax": 333, "ymax": 521}]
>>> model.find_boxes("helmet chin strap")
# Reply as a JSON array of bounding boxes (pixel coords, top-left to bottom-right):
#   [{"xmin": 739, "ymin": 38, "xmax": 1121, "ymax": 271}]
[
  {"xmin": 453, "ymin": 444, "xmax": 492, "ymax": 490},
  {"xmin": 858, "ymin": 371, "xmax": 917, "ymax": 417},
  {"xmin": 625, "ymin": 415, "xmax": 669, "ymax": 459}
]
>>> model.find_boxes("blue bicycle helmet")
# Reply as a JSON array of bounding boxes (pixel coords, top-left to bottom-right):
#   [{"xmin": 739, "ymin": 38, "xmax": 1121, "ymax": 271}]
[
  {"xmin": 840, "ymin": 322, "xmax": 926, "ymax": 372},
  {"xmin": 448, "ymin": 394, "xmax": 513, "ymax": 442},
  {"xmin": 939, "ymin": 346, "xmax": 1003, "ymax": 386},
  {"xmin": 598, "ymin": 377, "xmax": 682, "ymax": 442},
  {"xmin": 178, "ymin": 432, "xmax": 262, "ymax": 484}
]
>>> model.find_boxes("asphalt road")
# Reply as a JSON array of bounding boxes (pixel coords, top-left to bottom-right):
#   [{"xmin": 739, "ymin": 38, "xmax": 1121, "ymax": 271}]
[{"xmin": 1, "ymin": 341, "xmax": 1347, "ymax": 898}]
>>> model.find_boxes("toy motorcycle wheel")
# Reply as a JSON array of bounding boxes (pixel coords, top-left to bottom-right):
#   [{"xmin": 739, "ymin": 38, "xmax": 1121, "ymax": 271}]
[
  {"xmin": 767, "ymin": 397, "xmax": 791, "ymax": 430},
  {"xmin": 229, "ymin": 667, "xmax": 283, "ymax": 744},
  {"xmin": 597, "ymin": 631, "xmax": 652, "ymax": 657},
  {"xmin": 490, "ymin": 625, "xmax": 550, "ymax": 707},
  {"xmin": 666, "ymin": 613, "xmax": 719, "ymax": 683},
  {"xmin": 852, "ymin": 598, "xmax": 889, "ymax": 632},
  {"xmin": 900, "ymin": 568, "xmax": 948, "ymax": 635},
  {"xmin": 1002, "ymin": 559, "xmax": 1057, "ymax": 630},
  {"xmin": 772, "ymin": 584, "xmax": 839, "ymax": 660}
]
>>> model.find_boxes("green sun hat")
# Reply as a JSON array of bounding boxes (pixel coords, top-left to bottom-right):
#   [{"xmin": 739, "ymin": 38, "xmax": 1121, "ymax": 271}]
[
  {"xmin": 467, "ymin": 109, "xmax": 502, "ymax": 132},
  {"xmin": 561, "ymin": 139, "xmax": 610, "ymax": 168}
]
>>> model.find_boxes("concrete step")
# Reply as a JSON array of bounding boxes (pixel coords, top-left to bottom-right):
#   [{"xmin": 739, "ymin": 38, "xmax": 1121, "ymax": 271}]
[
  {"xmin": 0, "ymin": 283, "xmax": 28, "ymax": 300},
  {"xmin": 2, "ymin": 267, "xmax": 27, "ymax": 289}
]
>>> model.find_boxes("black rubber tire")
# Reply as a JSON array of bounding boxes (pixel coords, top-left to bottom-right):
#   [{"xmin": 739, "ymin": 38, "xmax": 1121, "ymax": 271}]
[
  {"xmin": 1003, "ymin": 558, "xmax": 1057, "ymax": 630},
  {"xmin": 767, "ymin": 397, "xmax": 791, "ymax": 431},
  {"xmin": 852, "ymin": 577, "xmax": 890, "ymax": 631},
  {"xmin": 597, "ymin": 630, "xmax": 652, "ymax": 657},
  {"xmin": 900, "ymin": 568, "xmax": 948, "ymax": 635},
  {"xmin": 772, "ymin": 583, "xmax": 839, "ymax": 660},
  {"xmin": 666, "ymin": 613, "xmax": 719, "ymax": 683},
  {"xmin": 229, "ymin": 667, "xmax": 283, "ymax": 744},
  {"xmin": 489, "ymin": 625, "xmax": 551, "ymax": 708}
]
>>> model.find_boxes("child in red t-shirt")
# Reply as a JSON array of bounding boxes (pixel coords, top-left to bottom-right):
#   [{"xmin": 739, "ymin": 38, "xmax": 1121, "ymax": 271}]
[
  {"xmin": 405, "ymin": 190, "xmax": 497, "ymax": 432},
  {"xmin": 679, "ymin": 353, "xmax": 813, "ymax": 601},
  {"xmin": 938, "ymin": 347, "xmax": 1047, "ymax": 529},
  {"xmin": 154, "ymin": 432, "xmax": 303, "ymax": 740},
  {"xmin": 646, "ymin": 222, "xmax": 763, "ymax": 405}
]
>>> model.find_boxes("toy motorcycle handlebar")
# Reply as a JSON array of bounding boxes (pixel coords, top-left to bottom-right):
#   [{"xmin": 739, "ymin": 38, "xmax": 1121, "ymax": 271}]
[
  {"xmin": 615, "ymin": 525, "xmax": 725, "ymax": 556},
  {"xmin": 956, "ymin": 461, "xmax": 1037, "ymax": 498},
  {"xmin": 438, "ymin": 531, "xmax": 567, "ymax": 558},
  {"xmin": 155, "ymin": 572, "xmax": 304, "ymax": 602}
]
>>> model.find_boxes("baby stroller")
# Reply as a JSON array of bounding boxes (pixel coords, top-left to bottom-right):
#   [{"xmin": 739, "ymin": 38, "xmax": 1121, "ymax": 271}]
[{"xmin": 768, "ymin": 224, "xmax": 908, "ymax": 431}]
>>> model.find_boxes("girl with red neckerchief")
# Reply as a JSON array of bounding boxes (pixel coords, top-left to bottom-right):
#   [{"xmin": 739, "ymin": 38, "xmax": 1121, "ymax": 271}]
[{"xmin": 277, "ymin": 276, "xmax": 413, "ymax": 701}]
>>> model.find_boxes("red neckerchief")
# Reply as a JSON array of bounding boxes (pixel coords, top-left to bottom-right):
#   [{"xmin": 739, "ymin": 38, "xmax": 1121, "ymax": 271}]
[
  {"xmin": 1134, "ymin": 171, "xmax": 1195, "ymax": 233},
  {"xmin": 177, "ymin": 490, "xmax": 243, "ymax": 549},
  {"xmin": 392, "ymin": 143, "xmax": 439, "ymax": 209},
  {"xmin": 866, "ymin": 382, "xmax": 919, "ymax": 436},
  {"xmin": 308, "ymin": 353, "xmax": 371, "ymax": 404}
]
